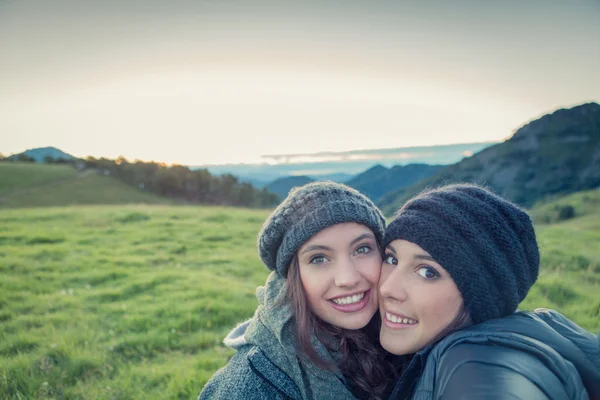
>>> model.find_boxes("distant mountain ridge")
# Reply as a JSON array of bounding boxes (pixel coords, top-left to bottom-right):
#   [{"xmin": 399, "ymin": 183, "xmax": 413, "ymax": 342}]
[
  {"xmin": 11, "ymin": 102, "xmax": 598, "ymax": 214},
  {"xmin": 8, "ymin": 146, "xmax": 76, "ymax": 162},
  {"xmin": 313, "ymin": 173, "xmax": 353, "ymax": 183},
  {"xmin": 378, "ymin": 102, "xmax": 600, "ymax": 215},
  {"xmin": 346, "ymin": 163, "xmax": 444, "ymax": 201},
  {"xmin": 198, "ymin": 142, "xmax": 494, "ymax": 182},
  {"xmin": 265, "ymin": 163, "xmax": 444, "ymax": 202},
  {"xmin": 265, "ymin": 176, "xmax": 315, "ymax": 200}
]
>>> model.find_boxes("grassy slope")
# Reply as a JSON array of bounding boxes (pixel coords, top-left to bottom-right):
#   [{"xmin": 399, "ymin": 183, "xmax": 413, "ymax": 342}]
[
  {"xmin": 0, "ymin": 205, "xmax": 271, "ymax": 399},
  {"xmin": 0, "ymin": 163, "xmax": 78, "ymax": 196},
  {"xmin": 0, "ymin": 194, "xmax": 598, "ymax": 399},
  {"xmin": 529, "ymin": 189, "xmax": 600, "ymax": 224},
  {"xmin": 0, "ymin": 164, "xmax": 172, "ymax": 208},
  {"xmin": 521, "ymin": 189, "xmax": 600, "ymax": 328}
]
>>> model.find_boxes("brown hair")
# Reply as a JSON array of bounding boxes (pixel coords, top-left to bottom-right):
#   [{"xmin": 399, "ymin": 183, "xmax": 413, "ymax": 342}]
[{"xmin": 286, "ymin": 256, "xmax": 398, "ymax": 400}]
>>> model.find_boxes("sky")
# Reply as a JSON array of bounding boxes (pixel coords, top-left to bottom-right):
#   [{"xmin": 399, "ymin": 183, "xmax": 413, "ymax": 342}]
[{"xmin": 1, "ymin": 0, "xmax": 599, "ymax": 166}]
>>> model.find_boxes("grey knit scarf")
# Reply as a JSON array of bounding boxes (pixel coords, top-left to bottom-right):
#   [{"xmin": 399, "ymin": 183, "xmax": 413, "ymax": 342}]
[{"xmin": 224, "ymin": 272, "xmax": 358, "ymax": 400}]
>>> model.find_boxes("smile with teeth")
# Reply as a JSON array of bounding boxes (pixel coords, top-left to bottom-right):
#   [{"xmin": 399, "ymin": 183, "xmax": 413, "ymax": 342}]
[
  {"xmin": 331, "ymin": 291, "xmax": 366, "ymax": 305},
  {"xmin": 385, "ymin": 312, "xmax": 418, "ymax": 325}
]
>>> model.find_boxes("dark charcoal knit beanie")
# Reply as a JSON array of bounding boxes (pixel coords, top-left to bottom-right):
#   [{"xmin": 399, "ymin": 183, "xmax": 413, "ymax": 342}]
[
  {"xmin": 258, "ymin": 181, "xmax": 386, "ymax": 277},
  {"xmin": 383, "ymin": 183, "xmax": 539, "ymax": 324}
]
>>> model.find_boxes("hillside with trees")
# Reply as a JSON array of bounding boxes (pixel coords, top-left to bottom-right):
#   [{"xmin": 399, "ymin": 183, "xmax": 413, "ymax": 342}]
[
  {"xmin": 378, "ymin": 102, "xmax": 600, "ymax": 215},
  {"xmin": 0, "ymin": 165, "xmax": 172, "ymax": 208},
  {"xmin": 82, "ymin": 157, "xmax": 279, "ymax": 207},
  {"xmin": 0, "ymin": 157, "xmax": 279, "ymax": 208}
]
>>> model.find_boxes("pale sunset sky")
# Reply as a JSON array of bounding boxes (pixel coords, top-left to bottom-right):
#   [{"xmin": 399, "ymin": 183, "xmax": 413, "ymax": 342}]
[{"xmin": 1, "ymin": 0, "xmax": 599, "ymax": 165}]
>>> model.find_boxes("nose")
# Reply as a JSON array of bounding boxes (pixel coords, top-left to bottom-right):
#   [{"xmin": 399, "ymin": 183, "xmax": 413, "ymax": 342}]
[
  {"xmin": 379, "ymin": 265, "xmax": 407, "ymax": 302},
  {"xmin": 334, "ymin": 258, "xmax": 362, "ymax": 288}
]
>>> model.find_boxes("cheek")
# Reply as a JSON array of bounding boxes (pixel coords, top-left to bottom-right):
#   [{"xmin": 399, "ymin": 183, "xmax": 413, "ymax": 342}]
[
  {"xmin": 299, "ymin": 268, "xmax": 328, "ymax": 303},
  {"xmin": 415, "ymin": 284, "xmax": 462, "ymax": 328},
  {"xmin": 359, "ymin": 255, "xmax": 382, "ymax": 284}
]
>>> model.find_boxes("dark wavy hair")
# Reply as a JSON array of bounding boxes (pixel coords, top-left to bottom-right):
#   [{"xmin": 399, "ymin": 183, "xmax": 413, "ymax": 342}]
[{"xmin": 286, "ymin": 256, "xmax": 398, "ymax": 400}]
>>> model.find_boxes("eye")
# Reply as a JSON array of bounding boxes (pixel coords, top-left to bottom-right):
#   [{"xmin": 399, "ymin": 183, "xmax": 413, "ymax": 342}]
[
  {"xmin": 354, "ymin": 245, "xmax": 372, "ymax": 255},
  {"xmin": 384, "ymin": 254, "xmax": 398, "ymax": 266},
  {"xmin": 416, "ymin": 266, "xmax": 440, "ymax": 280},
  {"xmin": 310, "ymin": 255, "xmax": 328, "ymax": 265}
]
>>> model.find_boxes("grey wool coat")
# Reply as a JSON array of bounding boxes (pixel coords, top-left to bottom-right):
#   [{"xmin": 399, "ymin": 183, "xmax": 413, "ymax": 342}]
[
  {"xmin": 199, "ymin": 272, "xmax": 359, "ymax": 400},
  {"xmin": 388, "ymin": 309, "xmax": 600, "ymax": 400}
]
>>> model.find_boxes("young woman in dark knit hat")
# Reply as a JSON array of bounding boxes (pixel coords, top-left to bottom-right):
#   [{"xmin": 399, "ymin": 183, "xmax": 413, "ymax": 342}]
[
  {"xmin": 199, "ymin": 181, "xmax": 396, "ymax": 400},
  {"xmin": 379, "ymin": 183, "xmax": 600, "ymax": 400}
]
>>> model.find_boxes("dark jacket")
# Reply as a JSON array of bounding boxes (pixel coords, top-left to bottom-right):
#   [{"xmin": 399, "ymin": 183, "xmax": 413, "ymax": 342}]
[
  {"xmin": 389, "ymin": 309, "xmax": 600, "ymax": 400},
  {"xmin": 199, "ymin": 272, "xmax": 359, "ymax": 400}
]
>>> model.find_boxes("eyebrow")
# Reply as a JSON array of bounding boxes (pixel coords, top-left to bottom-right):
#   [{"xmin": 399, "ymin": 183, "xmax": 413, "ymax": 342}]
[
  {"xmin": 414, "ymin": 254, "xmax": 437, "ymax": 262},
  {"xmin": 386, "ymin": 244, "xmax": 437, "ymax": 263},
  {"xmin": 300, "ymin": 233, "xmax": 376, "ymax": 255},
  {"xmin": 300, "ymin": 244, "xmax": 333, "ymax": 255},
  {"xmin": 349, "ymin": 233, "xmax": 376, "ymax": 247}
]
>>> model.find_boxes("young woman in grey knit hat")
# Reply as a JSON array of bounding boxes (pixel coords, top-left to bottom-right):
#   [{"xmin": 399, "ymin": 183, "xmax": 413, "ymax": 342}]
[
  {"xmin": 379, "ymin": 183, "xmax": 600, "ymax": 400},
  {"xmin": 199, "ymin": 181, "xmax": 396, "ymax": 400}
]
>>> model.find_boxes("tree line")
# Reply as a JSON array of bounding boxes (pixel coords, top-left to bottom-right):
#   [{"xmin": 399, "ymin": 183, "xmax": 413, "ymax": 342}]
[
  {"xmin": 0, "ymin": 153, "xmax": 37, "ymax": 163},
  {"xmin": 0, "ymin": 153, "xmax": 280, "ymax": 208}
]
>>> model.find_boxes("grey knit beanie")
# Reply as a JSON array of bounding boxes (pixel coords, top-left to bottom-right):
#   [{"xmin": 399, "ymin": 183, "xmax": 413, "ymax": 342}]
[
  {"xmin": 258, "ymin": 181, "xmax": 386, "ymax": 277},
  {"xmin": 383, "ymin": 183, "xmax": 539, "ymax": 324}
]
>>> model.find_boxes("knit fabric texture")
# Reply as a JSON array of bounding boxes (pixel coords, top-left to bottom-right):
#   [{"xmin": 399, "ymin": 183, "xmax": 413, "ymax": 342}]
[
  {"xmin": 258, "ymin": 181, "xmax": 386, "ymax": 277},
  {"xmin": 383, "ymin": 183, "xmax": 540, "ymax": 324},
  {"xmin": 200, "ymin": 272, "xmax": 359, "ymax": 400}
]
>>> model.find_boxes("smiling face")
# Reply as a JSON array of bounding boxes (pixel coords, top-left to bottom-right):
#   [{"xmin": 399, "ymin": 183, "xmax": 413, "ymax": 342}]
[
  {"xmin": 378, "ymin": 239, "xmax": 465, "ymax": 355},
  {"xmin": 297, "ymin": 222, "xmax": 381, "ymax": 330}
]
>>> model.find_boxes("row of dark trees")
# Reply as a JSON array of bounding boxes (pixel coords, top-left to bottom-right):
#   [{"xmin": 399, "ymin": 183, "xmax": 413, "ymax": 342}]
[
  {"xmin": 84, "ymin": 156, "xmax": 279, "ymax": 208},
  {"xmin": 0, "ymin": 154, "xmax": 81, "ymax": 165},
  {"xmin": 0, "ymin": 153, "xmax": 36, "ymax": 162},
  {"xmin": 0, "ymin": 152, "xmax": 280, "ymax": 207}
]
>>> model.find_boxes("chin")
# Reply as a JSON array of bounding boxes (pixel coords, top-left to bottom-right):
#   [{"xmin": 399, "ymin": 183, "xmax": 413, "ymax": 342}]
[
  {"xmin": 329, "ymin": 306, "xmax": 377, "ymax": 330},
  {"xmin": 337, "ymin": 315, "xmax": 372, "ymax": 330},
  {"xmin": 380, "ymin": 341, "xmax": 409, "ymax": 355},
  {"xmin": 379, "ymin": 331, "xmax": 415, "ymax": 355}
]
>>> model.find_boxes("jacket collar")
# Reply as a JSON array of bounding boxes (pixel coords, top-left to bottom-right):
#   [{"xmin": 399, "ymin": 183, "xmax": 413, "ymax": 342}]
[{"xmin": 389, "ymin": 310, "xmax": 600, "ymax": 400}]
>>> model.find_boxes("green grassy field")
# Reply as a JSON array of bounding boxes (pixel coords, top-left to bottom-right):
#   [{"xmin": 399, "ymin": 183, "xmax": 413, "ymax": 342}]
[
  {"xmin": 0, "ymin": 205, "xmax": 271, "ymax": 399},
  {"xmin": 523, "ymin": 189, "xmax": 600, "ymax": 327},
  {"xmin": 0, "ymin": 191, "xmax": 598, "ymax": 399},
  {"xmin": 0, "ymin": 163, "xmax": 172, "ymax": 208}
]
